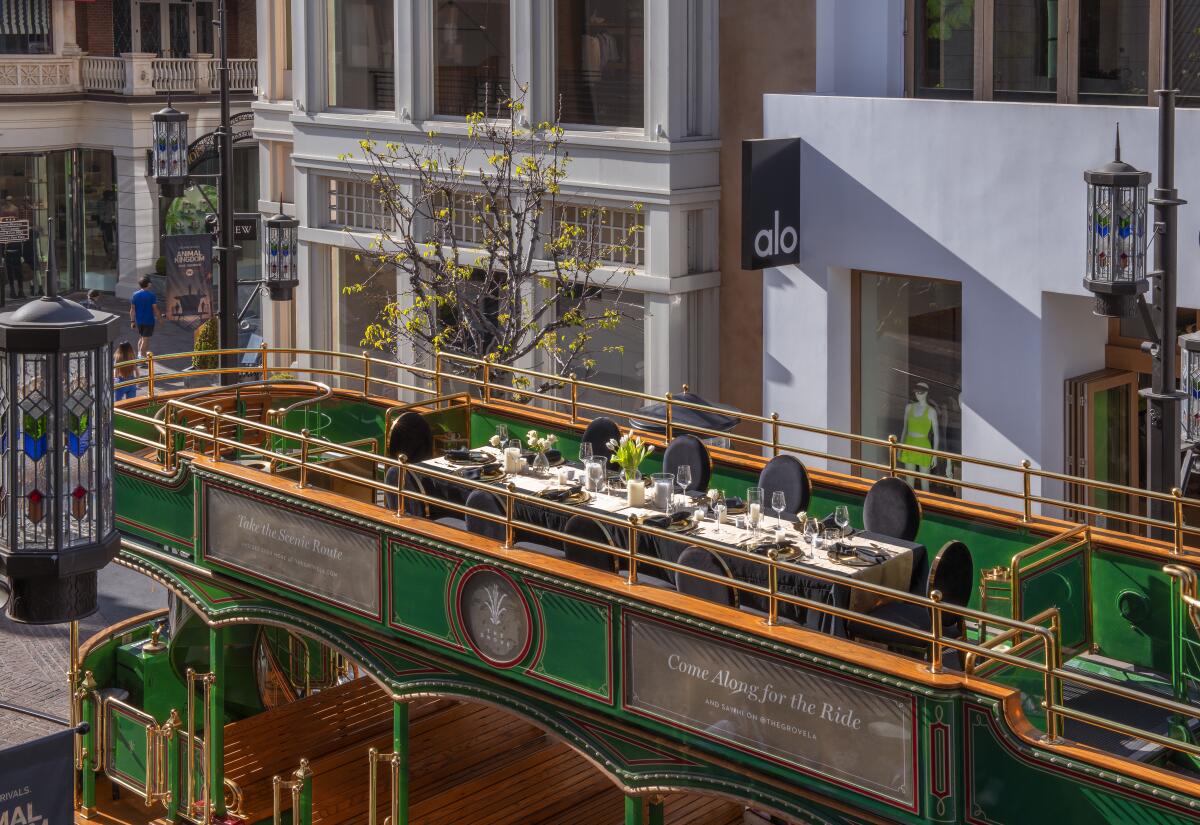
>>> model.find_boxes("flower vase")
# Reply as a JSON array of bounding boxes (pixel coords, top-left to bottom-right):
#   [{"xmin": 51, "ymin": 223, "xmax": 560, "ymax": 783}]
[
  {"xmin": 625, "ymin": 470, "xmax": 644, "ymax": 507},
  {"xmin": 532, "ymin": 450, "xmax": 551, "ymax": 475}
]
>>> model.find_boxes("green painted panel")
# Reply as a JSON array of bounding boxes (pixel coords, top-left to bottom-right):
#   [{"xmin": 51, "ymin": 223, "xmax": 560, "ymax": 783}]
[
  {"xmin": 106, "ymin": 705, "xmax": 150, "ymax": 793},
  {"xmin": 1091, "ymin": 549, "xmax": 1174, "ymax": 673},
  {"xmin": 1020, "ymin": 550, "xmax": 1088, "ymax": 650},
  {"xmin": 391, "ymin": 542, "xmax": 457, "ymax": 643},
  {"xmin": 529, "ymin": 587, "xmax": 611, "ymax": 699},
  {"xmin": 116, "ymin": 472, "xmax": 194, "ymax": 548}
]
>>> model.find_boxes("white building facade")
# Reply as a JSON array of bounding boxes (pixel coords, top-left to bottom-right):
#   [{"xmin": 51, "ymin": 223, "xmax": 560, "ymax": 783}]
[
  {"xmin": 764, "ymin": 1, "xmax": 1200, "ymax": 507},
  {"xmin": 0, "ymin": 0, "xmax": 259, "ymax": 300},
  {"xmin": 253, "ymin": 0, "xmax": 721, "ymax": 405}
]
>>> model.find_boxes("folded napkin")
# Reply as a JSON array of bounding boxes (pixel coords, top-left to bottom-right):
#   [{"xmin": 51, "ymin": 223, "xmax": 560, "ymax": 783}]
[
  {"xmin": 643, "ymin": 510, "xmax": 692, "ymax": 529},
  {"xmin": 724, "ymin": 496, "xmax": 745, "ymax": 510},
  {"xmin": 538, "ymin": 484, "xmax": 583, "ymax": 502},
  {"xmin": 446, "ymin": 448, "xmax": 489, "ymax": 462},
  {"xmin": 854, "ymin": 545, "xmax": 888, "ymax": 564},
  {"xmin": 458, "ymin": 462, "xmax": 501, "ymax": 480},
  {"xmin": 545, "ymin": 449, "xmax": 562, "ymax": 465}
]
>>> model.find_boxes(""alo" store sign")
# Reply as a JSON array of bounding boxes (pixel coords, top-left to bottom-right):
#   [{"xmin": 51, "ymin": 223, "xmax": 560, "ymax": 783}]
[{"xmin": 741, "ymin": 138, "xmax": 801, "ymax": 270}]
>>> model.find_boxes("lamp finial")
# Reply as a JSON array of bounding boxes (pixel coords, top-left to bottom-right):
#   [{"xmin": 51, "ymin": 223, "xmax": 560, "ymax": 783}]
[{"xmin": 1115, "ymin": 122, "xmax": 1122, "ymax": 163}]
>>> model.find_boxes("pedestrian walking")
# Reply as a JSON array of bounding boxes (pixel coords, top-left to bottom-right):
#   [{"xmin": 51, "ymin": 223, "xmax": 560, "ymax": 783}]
[
  {"xmin": 114, "ymin": 341, "xmax": 137, "ymax": 401},
  {"xmin": 129, "ymin": 276, "xmax": 163, "ymax": 358}
]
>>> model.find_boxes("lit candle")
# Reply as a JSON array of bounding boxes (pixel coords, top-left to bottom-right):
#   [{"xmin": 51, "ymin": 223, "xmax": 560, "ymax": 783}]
[
  {"xmin": 654, "ymin": 479, "xmax": 673, "ymax": 510},
  {"xmin": 749, "ymin": 502, "xmax": 762, "ymax": 524},
  {"xmin": 504, "ymin": 446, "xmax": 521, "ymax": 474},
  {"xmin": 627, "ymin": 478, "xmax": 645, "ymax": 507}
]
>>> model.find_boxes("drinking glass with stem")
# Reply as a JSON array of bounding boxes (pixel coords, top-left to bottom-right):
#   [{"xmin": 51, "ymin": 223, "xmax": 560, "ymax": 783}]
[
  {"xmin": 675, "ymin": 465, "xmax": 693, "ymax": 502},
  {"xmin": 802, "ymin": 514, "xmax": 818, "ymax": 557},
  {"xmin": 834, "ymin": 505, "xmax": 850, "ymax": 539},
  {"xmin": 496, "ymin": 423, "xmax": 508, "ymax": 445},
  {"xmin": 771, "ymin": 491, "xmax": 787, "ymax": 530}
]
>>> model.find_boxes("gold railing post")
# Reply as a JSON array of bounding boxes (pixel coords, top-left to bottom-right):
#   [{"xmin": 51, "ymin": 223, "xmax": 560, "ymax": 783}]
[
  {"xmin": 1173, "ymin": 487, "xmax": 1184, "ymax": 555},
  {"xmin": 394, "ymin": 456, "xmax": 407, "ymax": 518},
  {"xmin": 362, "ymin": 350, "xmax": 371, "ymax": 398},
  {"xmin": 928, "ymin": 590, "xmax": 944, "ymax": 673},
  {"xmin": 570, "ymin": 373, "xmax": 578, "ymax": 423},
  {"xmin": 1021, "ymin": 460, "xmax": 1033, "ymax": 522},
  {"xmin": 164, "ymin": 401, "xmax": 176, "ymax": 471},
  {"xmin": 664, "ymin": 392, "xmax": 673, "ymax": 441},
  {"xmin": 147, "ymin": 352, "xmax": 156, "ymax": 399},
  {"xmin": 503, "ymin": 484, "xmax": 515, "ymax": 550},
  {"xmin": 434, "ymin": 353, "xmax": 443, "ymax": 398},
  {"xmin": 298, "ymin": 429, "xmax": 311, "ymax": 489},
  {"xmin": 483, "ymin": 362, "xmax": 491, "ymax": 404},
  {"xmin": 210, "ymin": 406, "xmax": 222, "ymax": 461},
  {"xmin": 771, "ymin": 413, "xmax": 780, "ymax": 457},
  {"xmin": 1042, "ymin": 627, "xmax": 1064, "ymax": 743},
  {"xmin": 368, "ymin": 747, "xmax": 380, "ymax": 825},
  {"xmin": 888, "ymin": 435, "xmax": 898, "ymax": 477},
  {"xmin": 766, "ymin": 549, "xmax": 779, "ymax": 626},
  {"xmin": 626, "ymin": 516, "xmax": 639, "ymax": 586},
  {"xmin": 261, "ymin": 341, "xmax": 270, "ymax": 382}
]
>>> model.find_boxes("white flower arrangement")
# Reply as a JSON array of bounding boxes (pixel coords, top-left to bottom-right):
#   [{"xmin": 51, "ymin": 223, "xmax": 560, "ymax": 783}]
[
  {"xmin": 488, "ymin": 434, "xmax": 502, "ymax": 448},
  {"xmin": 525, "ymin": 429, "xmax": 557, "ymax": 454},
  {"xmin": 607, "ymin": 430, "xmax": 654, "ymax": 480}
]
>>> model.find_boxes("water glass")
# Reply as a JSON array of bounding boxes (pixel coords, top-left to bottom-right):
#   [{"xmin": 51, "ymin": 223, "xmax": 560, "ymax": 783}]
[
  {"xmin": 496, "ymin": 423, "xmax": 508, "ymax": 444},
  {"xmin": 824, "ymin": 528, "xmax": 842, "ymax": 559},
  {"xmin": 579, "ymin": 441, "xmax": 593, "ymax": 465},
  {"xmin": 802, "ymin": 516, "xmax": 818, "ymax": 548},
  {"xmin": 747, "ymin": 487, "xmax": 764, "ymax": 533},
  {"xmin": 651, "ymin": 472, "xmax": 675, "ymax": 511},
  {"xmin": 834, "ymin": 505, "xmax": 851, "ymax": 538},
  {"xmin": 585, "ymin": 458, "xmax": 606, "ymax": 493}
]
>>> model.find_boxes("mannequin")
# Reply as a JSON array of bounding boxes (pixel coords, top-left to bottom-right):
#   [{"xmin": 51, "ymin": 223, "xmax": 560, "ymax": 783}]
[{"xmin": 899, "ymin": 382, "xmax": 938, "ymax": 491}]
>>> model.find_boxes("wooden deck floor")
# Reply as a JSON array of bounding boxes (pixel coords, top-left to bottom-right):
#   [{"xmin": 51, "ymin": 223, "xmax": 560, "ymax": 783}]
[{"xmin": 80, "ymin": 678, "xmax": 745, "ymax": 825}]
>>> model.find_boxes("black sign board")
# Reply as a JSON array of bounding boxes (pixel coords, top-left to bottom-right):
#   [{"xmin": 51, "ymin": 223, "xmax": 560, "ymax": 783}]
[
  {"xmin": 741, "ymin": 138, "xmax": 801, "ymax": 270},
  {"xmin": 234, "ymin": 214, "xmax": 259, "ymax": 241},
  {"xmin": 203, "ymin": 486, "xmax": 382, "ymax": 619},
  {"xmin": 624, "ymin": 614, "xmax": 916, "ymax": 809},
  {"xmin": 162, "ymin": 234, "xmax": 214, "ymax": 332},
  {"xmin": 0, "ymin": 728, "xmax": 74, "ymax": 825},
  {"xmin": 0, "ymin": 217, "xmax": 30, "ymax": 244}
]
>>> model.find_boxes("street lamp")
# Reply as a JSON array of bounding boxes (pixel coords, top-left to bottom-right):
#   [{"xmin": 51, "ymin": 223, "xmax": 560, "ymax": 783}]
[
  {"xmin": 1082, "ymin": 129, "xmax": 1150, "ymax": 319},
  {"xmin": 263, "ymin": 203, "xmax": 299, "ymax": 301},
  {"xmin": 0, "ymin": 226, "xmax": 119, "ymax": 623},
  {"xmin": 151, "ymin": 103, "xmax": 189, "ymax": 197}
]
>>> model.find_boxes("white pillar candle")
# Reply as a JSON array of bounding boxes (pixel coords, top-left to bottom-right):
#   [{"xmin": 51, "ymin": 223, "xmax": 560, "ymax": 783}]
[
  {"xmin": 654, "ymin": 479, "xmax": 673, "ymax": 510},
  {"xmin": 504, "ymin": 446, "xmax": 521, "ymax": 474},
  {"xmin": 749, "ymin": 503, "xmax": 762, "ymax": 523},
  {"xmin": 627, "ymin": 478, "xmax": 645, "ymax": 507}
]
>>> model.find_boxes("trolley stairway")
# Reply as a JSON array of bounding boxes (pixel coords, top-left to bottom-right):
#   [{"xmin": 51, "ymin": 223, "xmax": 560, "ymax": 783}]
[{"xmin": 218, "ymin": 678, "xmax": 743, "ymax": 825}]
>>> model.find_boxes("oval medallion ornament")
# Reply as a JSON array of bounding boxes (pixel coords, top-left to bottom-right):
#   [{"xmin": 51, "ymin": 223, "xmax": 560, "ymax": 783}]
[{"xmin": 458, "ymin": 568, "xmax": 531, "ymax": 668}]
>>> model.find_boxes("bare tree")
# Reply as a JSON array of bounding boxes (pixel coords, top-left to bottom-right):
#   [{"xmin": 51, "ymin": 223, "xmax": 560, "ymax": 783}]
[{"xmin": 336, "ymin": 85, "xmax": 643, "ymax": 394}]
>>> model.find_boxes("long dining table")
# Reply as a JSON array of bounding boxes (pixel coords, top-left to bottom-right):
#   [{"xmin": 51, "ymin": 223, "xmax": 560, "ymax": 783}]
[{"xmin": 410, "ymin": 448, "xmax": 927, "ymax": 637}]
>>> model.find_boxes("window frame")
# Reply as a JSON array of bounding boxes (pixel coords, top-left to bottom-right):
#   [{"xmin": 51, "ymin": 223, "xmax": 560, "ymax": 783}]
[{"xmin": 906, "ymin": 0, "xmax": 1168, "ymax": 105}]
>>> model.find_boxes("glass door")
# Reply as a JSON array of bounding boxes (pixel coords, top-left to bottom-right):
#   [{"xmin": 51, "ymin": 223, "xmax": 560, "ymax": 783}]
[
  {"xmin": 1065, "ymin": 369, "xmax": 1140, "ymax": 529},
  {"xmin": 139, "ymin": 1, "xmax": 163, "ymax": 55},
  {"xmin": 168, "ymin": 2, "xmax": 192, "ymax": 57}
]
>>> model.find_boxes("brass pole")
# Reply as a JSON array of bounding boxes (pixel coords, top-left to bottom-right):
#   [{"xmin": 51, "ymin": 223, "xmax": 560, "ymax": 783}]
[
  {"xmin": 771, "ymin": 413, "xmax": 780, "ymax": 457},
  {"xmin": 1021, "ymin": 460, "xmax": 1033, "ymax": 522},
  {"xmin": 928, "ymin": 590, "xmax": 944, "ymax": 673},
  {"xmin": 362, "ymin": 350, "xmax": 371, "ymax": 398},
  {"xmin": 766, "ymin": 549, "xmax": 779, "ymax": 626},
  {"xmin": 210, "ymin": 406, "xmax": 222, "ymax": 461},
  {"xmin": 570, "ymin": 373, "xmax": 578, "ymax": 423},
  {"xmin": 483, "ymin": 362, "xmax": 491, "ymax": 404},
  {"xmin": 888, "ymin": 435, "xmax": 898, "ymax": 477},
  {"xmin": 1172, "ymin": 487, "xmax": 1184, "ymax": 555},
  {"xmin": 664, "ymin": 392, "xmax": 673, "ymax": 441},
  {"xmin": 261, "ymin": 340, "xmax": 269, "ymax": 382},
  {"xmin": 147, "ymin": 352, "xmax": 156, "ymax": 399},
  {"xmin": 298, "ymin": 429, "xmax": 311, "ymax": 489},
  {"xmin": 626, "ymin": 515, "xmax": 639, "ymax": 586}
]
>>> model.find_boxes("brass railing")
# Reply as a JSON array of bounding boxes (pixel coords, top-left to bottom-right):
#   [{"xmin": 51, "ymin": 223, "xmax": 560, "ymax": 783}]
[
  {"xmin": 111, "ymin": 347, "xmax": 1200, "ymax": 760},
  {"xmin": 114, "ymin": 346, "xmax": 1200, "ymax": 556}
]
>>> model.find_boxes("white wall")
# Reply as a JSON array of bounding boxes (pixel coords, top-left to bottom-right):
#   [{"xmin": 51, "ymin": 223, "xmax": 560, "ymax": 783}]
[
  {"xmin": 760, "ymin": 94, "xmax": 1188, "ymax": 498},
  {"xmin": 814, "ymin": 0, "xmax": 905, "ymax": 98}
]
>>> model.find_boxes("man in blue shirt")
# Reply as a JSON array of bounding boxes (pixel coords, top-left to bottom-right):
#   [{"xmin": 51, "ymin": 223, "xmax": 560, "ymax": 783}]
[{"xmin": 129, "ymin": 276, "xmax": 163, "ymax": 358}]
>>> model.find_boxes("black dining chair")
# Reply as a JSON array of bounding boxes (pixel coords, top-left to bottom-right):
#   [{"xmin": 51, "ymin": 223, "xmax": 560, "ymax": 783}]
[
  {"xmin": 563, "ymin": 515, "xmax": 672, "ymax": 588},
  {"xmin": 758, "ymin": 455, "xmax": 812, "ymax": 516},
  {"xmin": 581, "ymin": 416, "xmax": 621, "ymax": 463},
  {"xmin": 464, "ymin": 490, "xmax": 506, "ymax": 541},
  {"xmin": 385, "ymin": 466, "xmax": 440, "ymax": 519},
  {"xmin": 675, "ymin": 546, "xmax": 800, "ymax": 624},
  {"xmin": 663, "ymin": 435, "xmax": 712, "ymax": 493},
  {"xmin": 388, "ymin": 411, "xmax": 434, "ymax": 464},
  {"xmin": 847, "ymin": 540, "xmax": 973, "ymax": 660},
  {"xmin": 862, "ymin": 476, "xmax": 922, "ymax": 542}
]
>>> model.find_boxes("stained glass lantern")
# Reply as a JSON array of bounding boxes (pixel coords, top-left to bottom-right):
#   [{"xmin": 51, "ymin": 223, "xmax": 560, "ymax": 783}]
[
  {"xmin": 1083, "ymin": 128, "xmax": 1151, "ymax": 318},
  {"xmin": 152, "ymin": 103, "xmax": 189, "ymax": 197},
  {"xmin": 0, "ymin": 243, "xmax": 119, "ymax": 622},
  {"xmin": 263, "ymin": 204, "xmax": 300, "ymax": 301},
  {"xmin": 1182, "ymin": 332, "xmax": 1200, "ymax": 445}
]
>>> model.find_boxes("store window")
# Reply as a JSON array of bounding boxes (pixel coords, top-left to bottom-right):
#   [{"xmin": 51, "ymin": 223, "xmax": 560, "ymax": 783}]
[
  {"xmin": 327, "ymin": 0, "xmax": 395, "ymax": 111},
  {"xmin": 82, "ymin": 150, "xmax": 119, "ymax": 293},
  {"xmin": 1078, "ymin": 0, "xmax": 1149, "ymax": 101},
  {"xmin": 435, "ymin": 0, "xmax": 510, "ymax": 117},
  {"xmin": 855, "ymin": 272, "xmax": 962, "ymax": 493},
  {"xmin": 333, "ymin": 248, "xmax": 396, "ymax": 388},
  {"xmin": 915, "ymin": 0, "xmax": 974, "ymax": 97},
  {"xmin": 993, "ymin": 0, "xmax": 1058, "ymax": 98},
  {"xmin": 0, "ymin": 0, "xmax": 52, "ymax": 54},
  {"xmin": 1175, "ymin": 0, "xmax": 1200, "ymax": 106},
  {"xmin": 558, "ymin": 288, "xmax": 645, "ymax": 412},
  {"xmin": 555, "ymin": 0, "xmax": 644, "ymax": 128}
]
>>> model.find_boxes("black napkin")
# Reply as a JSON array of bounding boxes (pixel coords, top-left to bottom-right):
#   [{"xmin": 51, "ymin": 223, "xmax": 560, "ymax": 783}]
[
  {"xmin": 643, "ymin": 510, "xmax": 692, "ymax": 529},
  {"xmin": 458, "ymin": 462, "xmax": 501, "ymax": 480},
  {"xmin": 538, "ymin": 484, "xmax": 583, "ymax": 502},
  {"xmin": 724, "ymin": 496, "xmax": 745, "ymax": 510},
  {"xmin": 545, "ymin": 449, "xmax": 562, "ymax": 465},
  {"xmin": 446, "ymin": 448, "xmax": 488, "ymax": 462},
  {"xmin": 854, "ymin": 545, "xmax": 888, "ymax": 564}
]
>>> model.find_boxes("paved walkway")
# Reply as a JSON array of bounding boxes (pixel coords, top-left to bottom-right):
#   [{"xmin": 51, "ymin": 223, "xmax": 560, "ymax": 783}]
[{"xmin": 0, "ymin": 290, "xmax": 186, "ymax": 750}]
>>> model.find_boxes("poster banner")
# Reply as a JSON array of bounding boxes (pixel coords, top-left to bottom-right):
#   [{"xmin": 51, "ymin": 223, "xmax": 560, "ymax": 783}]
[
  {"xmin": 162, "ymin": 233, "xmax": 214, "ymax": 331},
  {"xmin": 624, "ymin": 614, "xmax": 916, "ymax": 808},
  {"xmin": 0, "ymin": 728, "xmax": 74, "ymax": 825}
]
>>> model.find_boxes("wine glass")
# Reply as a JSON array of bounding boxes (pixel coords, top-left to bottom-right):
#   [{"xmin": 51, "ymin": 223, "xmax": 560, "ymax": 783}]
[
  {"xmin": 771, "ymin": 490, "xmax": 786, "ymax": 529},
  {"xmin": 496, "ymin": 423, "xmax": 508, "ymax": 445},
  {"xmin": 747, "ymin": 487, "xmax": 764, "ymax": 533},
  {"xmin": 676, "ymin": 465, "xmax": 693, "ymax": 498},
  {"xmin": 834, "ymin": 505, "xmax": 850, "ymax": 539},
  {"xmin": 579, "ymin": 440, "xmax": 593, "ymax": 466},
  {"xmin": 802, "ymin": 516, "xmax": 818, "ymax": 557}
]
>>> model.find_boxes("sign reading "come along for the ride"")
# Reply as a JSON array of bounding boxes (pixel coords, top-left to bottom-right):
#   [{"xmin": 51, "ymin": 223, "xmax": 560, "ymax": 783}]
[{"xmin": 623, "ymin": 614, "xmax": 916, "ymax": 809}]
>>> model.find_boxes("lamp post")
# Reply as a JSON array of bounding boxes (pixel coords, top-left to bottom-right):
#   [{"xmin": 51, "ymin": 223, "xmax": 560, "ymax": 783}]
[
  {"xmin": 1083, "ymin": 2, "xmax": 1186, "ymax": 509},
  {"xmin": 0, "ymin": 222, "xmax": 119, "ymax": 623},
  {"xmin": 151, "ymin": 0, "xmax": 290, "ymax": 384}
]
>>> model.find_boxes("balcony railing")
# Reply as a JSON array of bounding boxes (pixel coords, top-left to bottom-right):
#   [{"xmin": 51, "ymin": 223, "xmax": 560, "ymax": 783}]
[{"xmin": 0, "ymin": 53, "xmax": 260, "ymax": 96}]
